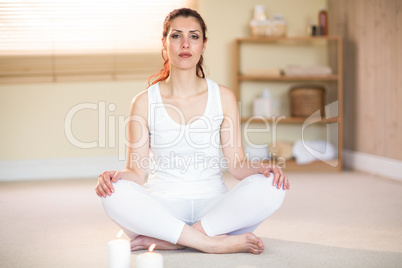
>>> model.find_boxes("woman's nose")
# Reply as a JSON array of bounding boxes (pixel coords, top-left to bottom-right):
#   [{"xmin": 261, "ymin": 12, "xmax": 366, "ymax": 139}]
[{"xmin": 182, "ymin": 38, "xmax": 190, "ymax": 48}]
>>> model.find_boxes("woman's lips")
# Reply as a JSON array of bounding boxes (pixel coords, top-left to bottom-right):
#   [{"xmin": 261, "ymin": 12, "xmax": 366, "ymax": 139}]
[{"xmin": 179, "ymin": 52, "xmax": 192, "ymax": 58}]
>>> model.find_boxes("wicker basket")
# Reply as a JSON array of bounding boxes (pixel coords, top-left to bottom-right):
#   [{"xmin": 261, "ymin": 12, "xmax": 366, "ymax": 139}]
[{"xmin": 290, "ymin": 86, "xmax": 325, "ymax": 117}]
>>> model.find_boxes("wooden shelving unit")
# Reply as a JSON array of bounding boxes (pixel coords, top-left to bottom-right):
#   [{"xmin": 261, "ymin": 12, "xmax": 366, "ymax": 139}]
[
  {"xmin": 234, "ymin": 36, "xmax": 343, "ymax": 172},
  {"xmin": 239, "ymin": 74, "xmax": 339, "ymax": 81},
  {"xmin": 241, "ymin": 116, "xmax": 339, "ymax": 124},
  {"xmin": 263, "ymin": 159, "xmax": 340, "ymax": 172}
]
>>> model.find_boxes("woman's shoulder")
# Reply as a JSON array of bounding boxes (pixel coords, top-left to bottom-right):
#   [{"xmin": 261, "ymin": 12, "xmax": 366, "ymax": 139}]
[
  {"xmin": 130, "ymin": 88, "xmax": 149, "ymax": 116},
  {"xmin": 206, "ymin": 78, "xmax": 235, "ymax": 99},
  {"xmin": 132, "ymin": 88, "xmax": 149, "ymax": 105},
  {"xmin": 217, "ymin": 84, "xmax": 235, "ymax": 99},
  {"xmin": 216, "ymin": 83, "xmax": 237, "ymax": 115},
  {"xmin": 216, "ymin": 83, "xmax": 236, "ymax": 104}
]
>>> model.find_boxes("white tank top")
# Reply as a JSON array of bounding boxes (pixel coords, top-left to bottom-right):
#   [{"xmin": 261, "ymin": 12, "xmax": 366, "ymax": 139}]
[{"xmin": 145, "ymin": 78, "xmax": 228, "ymax": 199}]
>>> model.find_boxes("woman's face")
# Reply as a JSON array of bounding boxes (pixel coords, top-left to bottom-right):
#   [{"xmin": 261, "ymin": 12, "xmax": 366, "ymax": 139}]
[{"xmin": 164, "ymin": 16, "xmax": 206, "ymax": 72}]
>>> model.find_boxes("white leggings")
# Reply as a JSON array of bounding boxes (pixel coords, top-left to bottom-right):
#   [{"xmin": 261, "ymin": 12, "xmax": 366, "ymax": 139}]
[{"xmin": 101, "ymin": 173, "xmax": 286, "ymax": 244}]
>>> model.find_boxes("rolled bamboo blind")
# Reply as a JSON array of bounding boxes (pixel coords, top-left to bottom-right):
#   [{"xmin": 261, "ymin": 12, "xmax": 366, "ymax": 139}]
[{"xmin": 0, "ymin": 0, "xmax": 197, "ymax": 83}]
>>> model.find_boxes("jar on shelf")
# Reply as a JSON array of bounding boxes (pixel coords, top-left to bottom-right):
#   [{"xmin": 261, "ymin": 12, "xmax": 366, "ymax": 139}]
[
  {"xmin": 250, "ymin": 5, "xmax": 269, "ymax": 37},
  {"xmin": 250, "ymin": 19, "xmax": 270, "ymax": 37},
  {"xmin": 269, "ymin": 14, "xmax": 287, "ymax": 37}
]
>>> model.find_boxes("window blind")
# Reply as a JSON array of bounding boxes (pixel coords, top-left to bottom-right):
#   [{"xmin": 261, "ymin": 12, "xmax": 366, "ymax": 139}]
[{"xmin": 0, "ymin": 0, "xmax": 197, "ymax": 83}]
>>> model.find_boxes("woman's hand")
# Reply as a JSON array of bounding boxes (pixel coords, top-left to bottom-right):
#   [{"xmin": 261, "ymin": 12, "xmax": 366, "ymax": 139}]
[
  {"xmin": 95, "ymin": 170, "xmax": 122, "ymax": 198},
  {"xmin": 259, "ymin": 164, "xmax": 290, "ymax": 190}
]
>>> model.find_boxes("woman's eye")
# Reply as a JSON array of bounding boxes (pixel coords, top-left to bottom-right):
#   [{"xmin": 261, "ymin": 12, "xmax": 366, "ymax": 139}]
[
  {"xmin": 190, "ymin": 35, "xmax": 199, "ymax": 39},
  {"xmin": 172, "ymin": 34, "xmax": 180, "ymax": 39}
]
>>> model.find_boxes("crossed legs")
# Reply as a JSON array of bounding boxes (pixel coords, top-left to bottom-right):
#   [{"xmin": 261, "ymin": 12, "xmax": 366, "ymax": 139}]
[
  {"xmin": 130, "ymin": 222, "xmax": 265, "ymax": 254},
  {"xmin": 130, "ymin": 221, "xmax": 205, "ymax": 251},
  {"xmin": 101, "ymin": 174, "xmax": 285, "ymax": 254}
]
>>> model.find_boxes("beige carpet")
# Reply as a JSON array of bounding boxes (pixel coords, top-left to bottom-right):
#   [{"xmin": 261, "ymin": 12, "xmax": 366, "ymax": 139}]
[{"xmin": 1, "ymin": 171, "xmax": 401, "ymax": 267}]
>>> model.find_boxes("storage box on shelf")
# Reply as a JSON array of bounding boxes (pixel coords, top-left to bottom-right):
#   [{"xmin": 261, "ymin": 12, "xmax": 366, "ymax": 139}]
[{"xmin": 234, "ymin": 36, "xmax": 343, "ymax": 172}]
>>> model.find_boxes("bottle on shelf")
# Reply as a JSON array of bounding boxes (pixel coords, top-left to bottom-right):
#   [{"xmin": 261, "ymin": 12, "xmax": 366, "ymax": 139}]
[
  {"xmin": 318, "ymin": 8, "xmax": 328, "ymax": 35},
  {"xmin": 253, "ymin": 88, "xmax": 280, "ymax": 118},
  {"xmin": 253, "ymin": 88, "xmax": 271, "ymax": 117},
  {"xmin": 253, "ymin": 5, "xmax": 267, "ymax": 20}
]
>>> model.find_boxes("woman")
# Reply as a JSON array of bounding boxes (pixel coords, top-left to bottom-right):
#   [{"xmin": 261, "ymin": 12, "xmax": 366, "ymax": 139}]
[{"xmin": 95, "ymin": 8, "xmax": 289, "ymax": 255}]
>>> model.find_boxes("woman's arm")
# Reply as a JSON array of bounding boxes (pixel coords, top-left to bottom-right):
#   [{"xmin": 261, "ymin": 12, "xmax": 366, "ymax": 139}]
[
  {"xmin": 95, "ymin": 90, "xmax": 150, "ymax": 197},
  {"xmin": 219, "ymin": 85, "xmax": 289, "ymax": 190}
]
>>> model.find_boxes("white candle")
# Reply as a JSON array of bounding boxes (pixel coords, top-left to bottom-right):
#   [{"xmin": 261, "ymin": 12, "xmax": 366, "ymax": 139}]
[
  {"xmin": 136, "ymin": 244, "xmax": 163, "ymax": 268},
  {"xmin": 108, "ymin": 230, "xmax": 131, "ymax": 268}
]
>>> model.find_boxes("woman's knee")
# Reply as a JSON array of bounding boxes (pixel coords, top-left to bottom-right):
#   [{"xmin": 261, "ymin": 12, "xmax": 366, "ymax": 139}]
[
  {"xmin": 101, "ymin": 180, "xmax": 141, "ymax": 218},
  {"xmin": 244, "ymin": 173, "xmax": 286, "ymax": 211}
]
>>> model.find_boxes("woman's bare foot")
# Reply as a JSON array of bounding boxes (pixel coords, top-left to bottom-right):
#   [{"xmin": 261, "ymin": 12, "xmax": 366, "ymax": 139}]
[
  {"xmin": 177, "ymin": 225, "xmax": 264, "ymax": 255},
  {"xmin": 209, "ymin": 233, "xmax": 265, "ymax": 255},
  {"xmin": 131, "ymin": 235, "xmax": 185, "ymax": 251}
]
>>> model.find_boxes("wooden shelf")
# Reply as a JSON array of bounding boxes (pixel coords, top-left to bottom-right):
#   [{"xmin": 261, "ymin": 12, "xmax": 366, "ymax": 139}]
[
  {"xmin": 238, "ymin": 74, "xmax": 339, "ymax": 81},
  {"xmin": 236, "ymin": 36, "xmax": 342, "ymax": 43},
  {"xmin": 268, "ymin": 159, "xmax": 341, "ymax": 172},
  {"xmin": 241, "ymin": 116, "xmax": 339, "ymax": 124}
]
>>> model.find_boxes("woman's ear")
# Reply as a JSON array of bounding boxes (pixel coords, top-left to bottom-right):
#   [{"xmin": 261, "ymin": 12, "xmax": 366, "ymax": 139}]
[
  {"xmin": 202, "ymin": 38, "xmax": 208, "ymax": 53},
  {"xmin": 162, "ymin": 38, "xmax": 167, "ymax": 51}
]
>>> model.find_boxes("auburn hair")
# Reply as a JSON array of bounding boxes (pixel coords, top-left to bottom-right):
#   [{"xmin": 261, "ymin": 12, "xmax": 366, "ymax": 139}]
[{"xmin": 147, "ymin": 8, "xmax": 207, "ymax": 87}]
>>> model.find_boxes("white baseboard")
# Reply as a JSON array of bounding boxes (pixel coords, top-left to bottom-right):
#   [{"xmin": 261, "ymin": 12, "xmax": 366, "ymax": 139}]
[
  {"xmin": 343, "ymin": 149, "xmax": 402, "ymax": 181},
  {"xmin": 0, "ymin": 156, "xmax": 126, "ymax": 181},
  {"xmin": 2, "ymin": 151, "xmax": 401, "ymax": 181}
]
